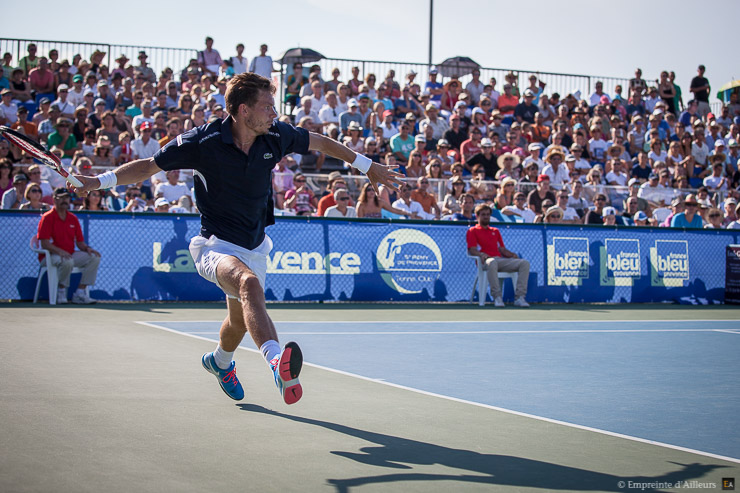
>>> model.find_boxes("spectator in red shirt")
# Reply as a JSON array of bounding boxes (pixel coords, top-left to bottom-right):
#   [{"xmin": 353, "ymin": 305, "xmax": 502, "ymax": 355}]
[
  {"xmin": 460, "ymin": 127, "xmax": 483, "ymax": 164},
  {"xmin": 37, "ymin": 187, "xmax": 101, "ymax": 304},
  {"xmin": 466, "ymin": 203, "xmax": 530, "ymax": 307}
]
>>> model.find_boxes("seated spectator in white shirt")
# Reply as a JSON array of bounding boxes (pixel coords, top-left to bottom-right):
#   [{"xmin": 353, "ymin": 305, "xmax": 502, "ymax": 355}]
[
  {"xmin": 132, "ymin": 121, "xmax": 160, "ymax": 160},
  {"xmin": 323, "ymin": 188, "xmax": 357, "ymax": 218},
  {"xmin": 318, "ymin": 91, "xmax": 340, "ymax": 133},
  {"xmin": 376, "ymin": 110, "xmax": 399, "ymax": 140},
  {"xmin": 521, "ymin": 143, "xmax": 545, "ymax": 172},
  {"xmin": 605, "ymin": 158, "xmax": 629, "ymax": 187},
  {"xmin": 541, "ymin": 148, "xmax": 570, "ymax": 187},
  {"xmin": 392, "ymin": 183, "xmax": 430, "ymax": 220},
  {"xmin": 638, "ymin": 172, "xmax": 668, "ymax": 205},
  {"xmin": 155, "ymin": 170, "xmax": 191, "ymax": 203},
  {"xmin": 293, "ymin": 96, "xmax": 320, "ymax": 128},
  {"xmin": 502, "ymin": 191, "xmax": 536, "ymax": 223},
  {"xmin": 703, "ymin": 159, "xmax": 729, "ymax": 191},
  {"xmin": 555, "ymin": 190, "xmax": 581, "ymax": 224}
]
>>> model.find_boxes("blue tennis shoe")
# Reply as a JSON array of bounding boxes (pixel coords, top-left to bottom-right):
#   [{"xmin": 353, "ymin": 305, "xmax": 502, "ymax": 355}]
[{"xmin": 202, "ymin": 352, "xmax": 244, "ymax": 401}]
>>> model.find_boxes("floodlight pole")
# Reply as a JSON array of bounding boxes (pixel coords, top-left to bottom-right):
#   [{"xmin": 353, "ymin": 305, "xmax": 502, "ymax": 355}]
[{"xmin": 428, "ymin": 0, "xmax": 433, "ymax": 68}]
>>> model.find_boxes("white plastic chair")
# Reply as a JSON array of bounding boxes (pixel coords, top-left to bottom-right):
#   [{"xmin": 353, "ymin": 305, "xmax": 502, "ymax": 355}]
[
  {"xmin": 30, "ymin": 235, "xmax": 81, "ymax": 305},
  {"xmin": 468, "ymin": 254, "xmax": 518, "ymax": 306}
]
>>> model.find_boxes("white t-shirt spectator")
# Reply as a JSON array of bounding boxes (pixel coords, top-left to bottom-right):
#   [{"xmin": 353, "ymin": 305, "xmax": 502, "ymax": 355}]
[
  {"xmin": 324, "ymin": 206, "xmax": 357, "ymax": 218},
  {"xmin": 703, "ymin": 175, "xmax": 728, "ymax": 191},
  {"xmin": 588, "ymin": 138, "xmax": 609, "ymax": 162},
  {"xmin": 542, "ymin": 164, "xmax": 570, "ymax": 186},
  {"xmin": 392, "ymin": 198, "xmax": 432, "ymax": 219},
  {"xmin": 155, "ymin": 181, "xmax": 191, "ymax": 203},
  {"xmin": 638, "ymin": 183, "xmax": 672, "ymax": 204},
  {"xmin": 573, "ymin": 157, "xmax": 591, "ymax": 173},
  {"xmin": 131, "ymin": 115, "xmax": 154, "ymax": 135},
  {"xmin": 562, "ymin": 206, "xmax": 580, "ymax": 221},
  {"xmin": 605, "ymin": 170, "xmax": 629, "ymax": 186},
  {"xmin": 131, "ymin": 137, "xmax": 160, "ymax": 160},
  {"xmin": 249, "ymin": 56, "xmax": 273, "ymax": 79},
  {"xmin": 691, "ymin": 142, "xmax": 710, "ymax": 165},
  {"xmin": 502, "ymin": 205, "xmax": 536, "ymax": 223},
  {"xmin": 0, "ymin": 102, "xmax": 18, "ymax": 124},
  {"xmin": 231, "ymin": 56, "xmax": 248, "ymax": 74}
]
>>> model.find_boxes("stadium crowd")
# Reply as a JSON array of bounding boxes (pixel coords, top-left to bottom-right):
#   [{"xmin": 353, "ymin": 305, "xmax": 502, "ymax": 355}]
[{"xmin": 2, "ymin": 39, "xmax": 740, "ymax": 229}]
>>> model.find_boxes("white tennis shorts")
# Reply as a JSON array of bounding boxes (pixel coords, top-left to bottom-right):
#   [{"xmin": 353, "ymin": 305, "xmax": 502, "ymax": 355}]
[{"xmin": 189, "ymin": 234, "xmax": 273, "ymax": 299}]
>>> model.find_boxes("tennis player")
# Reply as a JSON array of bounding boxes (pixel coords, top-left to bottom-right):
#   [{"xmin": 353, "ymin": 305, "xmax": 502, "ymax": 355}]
[{"xmin": 71, "ymin": 73, "xmax": 404, "ymax": 404}]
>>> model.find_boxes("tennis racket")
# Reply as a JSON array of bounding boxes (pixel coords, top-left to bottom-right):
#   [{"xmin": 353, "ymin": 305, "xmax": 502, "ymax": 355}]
[{"xmin": 0, "ymin": 125, "xmax": 83, "ymax": 187}]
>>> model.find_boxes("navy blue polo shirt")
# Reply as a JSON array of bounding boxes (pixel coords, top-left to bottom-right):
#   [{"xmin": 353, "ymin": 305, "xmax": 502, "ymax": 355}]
[{"xmin": 154, "ymin": 116, "xmax": 309, "ymax": 250}]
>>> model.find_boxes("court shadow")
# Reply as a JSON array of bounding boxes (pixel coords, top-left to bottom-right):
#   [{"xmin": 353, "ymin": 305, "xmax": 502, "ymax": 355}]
[{"xmin": 237, "ymin": 404, "xmax": 727, "ymax": 492}]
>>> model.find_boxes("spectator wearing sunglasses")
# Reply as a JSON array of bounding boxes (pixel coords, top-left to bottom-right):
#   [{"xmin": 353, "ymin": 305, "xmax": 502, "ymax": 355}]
[
  {"xmin": 323, "ymin": 188, "xmax": 356, "ymax": 218},
  {"xmin": 502, "ymin": 191, "xmax": 536, "ymax": 223},
  {"xmin": 584, "ymin": 194, "xmax": 608, "ymax": 224},
  {"xmin": 670, "ymin": 194, "xmax": 704, "ymax": 228}
]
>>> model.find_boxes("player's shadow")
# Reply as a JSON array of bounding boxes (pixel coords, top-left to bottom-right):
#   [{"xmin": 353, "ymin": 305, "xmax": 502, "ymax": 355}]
[{"xmin": 238, "ymin": 404, "xmax": 727, "ymax": 493}]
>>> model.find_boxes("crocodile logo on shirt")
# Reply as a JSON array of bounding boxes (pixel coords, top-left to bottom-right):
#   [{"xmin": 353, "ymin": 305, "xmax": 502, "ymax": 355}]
[{"xmin": 263, "ymin": 152, "xmax": 273, "ymax": 160}]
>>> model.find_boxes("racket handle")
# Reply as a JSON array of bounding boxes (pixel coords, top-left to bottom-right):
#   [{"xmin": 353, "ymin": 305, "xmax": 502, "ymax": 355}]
[{"xmin": 66, "ymin": 175, "xmax": 83, "ymax": 188}]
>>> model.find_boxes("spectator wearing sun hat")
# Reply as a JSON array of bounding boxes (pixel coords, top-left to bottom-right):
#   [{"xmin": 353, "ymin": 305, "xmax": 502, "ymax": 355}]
[
  {"xmin": 419, "ymin": 104, "xmax": 449, "ymax": 140},
  {"xmin": 541, "ymin": 147, "xmax": 569, "ymax": 186}
]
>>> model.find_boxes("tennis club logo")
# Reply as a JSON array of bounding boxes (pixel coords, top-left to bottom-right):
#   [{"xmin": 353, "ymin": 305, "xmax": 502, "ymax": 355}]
[
  {"xmin": 547, "ymin": 237, "xmax": 589, "ymax": 285},
  {"xmin": 376, "ymin": 229, "xmax": 442, "ymax": 294},
  {"xmin": 600, "ymin": 239, "xmax": 640, "ymax": 286},
  {"xmin": 650, "ymin": 240, "xmax": 689, "ymax": 287}
]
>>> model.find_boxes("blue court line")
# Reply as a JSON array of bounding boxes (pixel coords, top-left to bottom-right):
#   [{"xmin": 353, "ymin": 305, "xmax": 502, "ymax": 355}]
[{"xmin": 138, "ymin": 320, "xmax": 740, "ymax": 462}]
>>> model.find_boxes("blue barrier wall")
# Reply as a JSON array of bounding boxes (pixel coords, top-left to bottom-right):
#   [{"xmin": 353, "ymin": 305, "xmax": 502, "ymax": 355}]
[{"xmin": 2, "ymin": 211, "xmax": 736, "ymax": 304}]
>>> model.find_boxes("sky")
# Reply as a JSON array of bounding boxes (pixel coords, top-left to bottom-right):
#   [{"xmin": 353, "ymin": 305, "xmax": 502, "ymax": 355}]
[{"xmin": 4, "ymin": 0, "xmax": 739, "ymax": 102}]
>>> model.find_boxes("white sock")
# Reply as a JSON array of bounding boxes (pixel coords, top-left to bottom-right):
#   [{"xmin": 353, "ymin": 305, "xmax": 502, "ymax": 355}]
[
  {"xmin": 260, "ymin": 340, "xmax": 281, "ymax": 366},
  {"xmin": 75, "ymin": 288, "xmax": 85, "ymax": 296},
  {"xmin": 213, "ymin": 345, "xmax": 234, "ymax": 370}
]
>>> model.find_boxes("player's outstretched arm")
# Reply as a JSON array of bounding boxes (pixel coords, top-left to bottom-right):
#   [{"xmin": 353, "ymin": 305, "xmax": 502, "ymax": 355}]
[
  {"xmin": 308, "ymin": 132, "xmax": 405, "ymax": 195},
  {"xmin": 70, "ymin": 157, "xmax": 163, "ymax": 194}
]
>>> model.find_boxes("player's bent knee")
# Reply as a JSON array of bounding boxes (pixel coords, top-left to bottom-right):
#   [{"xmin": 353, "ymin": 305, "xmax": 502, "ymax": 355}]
[{"xmin": 238, "ymin": 273, "xmax": 262, "ymax": 299}]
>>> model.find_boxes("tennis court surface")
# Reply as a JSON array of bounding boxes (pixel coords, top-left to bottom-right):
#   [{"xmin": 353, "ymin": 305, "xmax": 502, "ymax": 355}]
[{"xmin": 1, "ymin": 303, "xmax": 738, "ymax": 493}]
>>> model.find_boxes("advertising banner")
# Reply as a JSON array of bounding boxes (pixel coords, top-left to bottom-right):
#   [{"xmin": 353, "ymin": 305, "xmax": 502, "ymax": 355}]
[
  {"xmin": 725, "ymin": 245, "xmax": 740, "ymax": 305},
  {"xmin": 1, "ymin": 212, "xmax": 736, "ymax": 304}
]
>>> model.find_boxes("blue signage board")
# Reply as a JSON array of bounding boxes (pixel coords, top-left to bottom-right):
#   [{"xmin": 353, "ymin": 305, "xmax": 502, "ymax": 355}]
[{"xmin": 1, "ymin": 212, "xmax": 735, "ymax": 304}]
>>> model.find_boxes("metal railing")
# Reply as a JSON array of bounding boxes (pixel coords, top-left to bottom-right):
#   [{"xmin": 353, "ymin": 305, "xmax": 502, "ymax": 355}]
[{"xmin": 1, "ymin": 38, "xmax": 197, "ymax": 80}]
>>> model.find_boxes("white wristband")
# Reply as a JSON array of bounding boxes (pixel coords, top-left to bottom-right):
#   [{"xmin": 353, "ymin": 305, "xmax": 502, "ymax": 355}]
[
  {"xmin": 351, "ymin": 154, "xmax": 372, "ymax": 174},
  {"xmin": 96, "ymin": 170, "xmax": 117, "ymax": 190}
]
